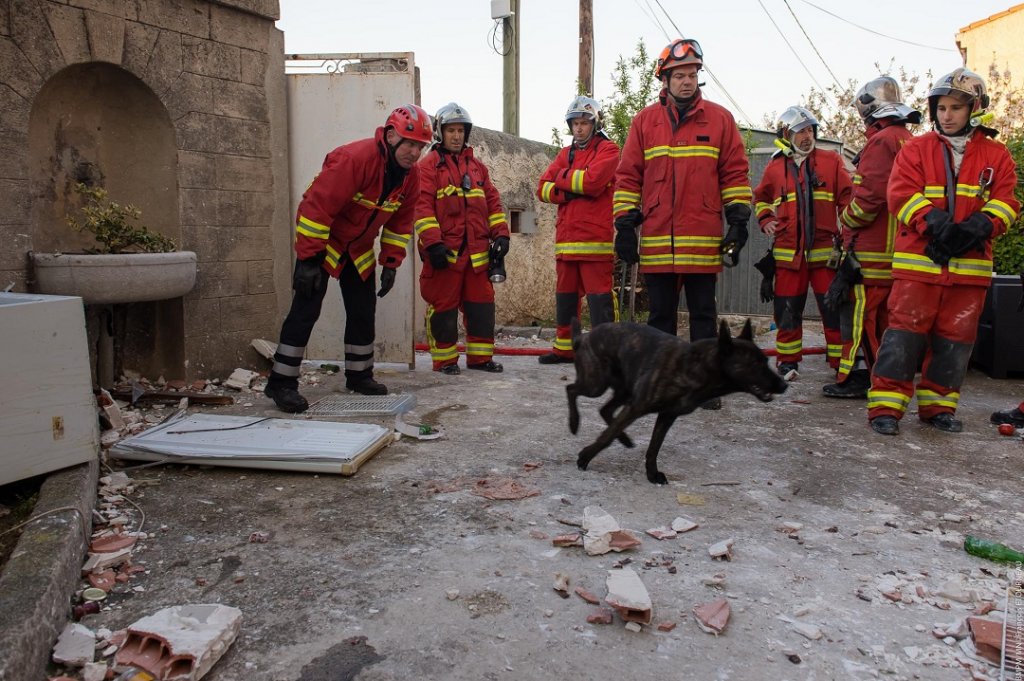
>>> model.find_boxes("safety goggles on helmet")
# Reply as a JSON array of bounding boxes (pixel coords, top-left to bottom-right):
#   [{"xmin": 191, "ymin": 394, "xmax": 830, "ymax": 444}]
[
  {"xmin": 655, "ymin": 38, "xmax": 703, "ymax": 79},
  {"xmin": 776, "ymin": 106, "xmax": 818, "ymax": 140},
  {"xmin": 433, "ymin": 102, "xmax": 473, "ymax": 144},
  {"xmin": 385, "ymin": 104, "xmax": 433, "ymax": 145}
]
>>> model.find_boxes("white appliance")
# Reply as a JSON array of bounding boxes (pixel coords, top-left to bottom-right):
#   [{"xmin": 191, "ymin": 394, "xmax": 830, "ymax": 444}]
[{"xmin": 0, "ymin": 292, "xmax": 98, "ymax": 484}]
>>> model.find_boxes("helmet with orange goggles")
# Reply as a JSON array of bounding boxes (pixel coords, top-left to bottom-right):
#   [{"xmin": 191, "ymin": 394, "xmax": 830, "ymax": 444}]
[
  {"xmin": 384, "ymin": 104, "xmax": 433, "ymax": 145},
  {"xmin": 655, "ymin": 38, "xmax": 703, "ymax": 79}
]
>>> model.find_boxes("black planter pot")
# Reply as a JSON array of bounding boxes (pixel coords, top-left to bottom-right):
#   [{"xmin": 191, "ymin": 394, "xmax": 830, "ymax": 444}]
[{"xmin": 971, "ymin": 273, "xmax": 1024, "ymax": 378}]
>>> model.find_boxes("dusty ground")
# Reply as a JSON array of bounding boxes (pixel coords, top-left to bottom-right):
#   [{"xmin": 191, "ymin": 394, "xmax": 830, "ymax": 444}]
[{"xmin": 64, "ymin": 324, "xmax": 1024, "ymax": 681}]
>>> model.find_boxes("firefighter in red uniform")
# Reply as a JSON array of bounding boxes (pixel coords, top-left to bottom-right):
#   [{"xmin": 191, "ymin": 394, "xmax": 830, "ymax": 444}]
[
  {"xmin": 536, "ymin": 96, "xmax": 619, "ymax": 363},
  {"xmin": 414, "ymin": 102, "xmax": 509, "ymax": 374},
  {"xmin": 867, "ymin": 68, "xmax": 1020, "ymax": 435},
  {"xmin": 822, "ymin": 77, "xmax": 921, "ymax": 398},
  {"xmin": 264, "ymin": 105, "xmax": 431, "ymax": 413},
  {"xmin": 613, "ymin": 38, "xmax": 752, "ymax": 410},
  {"xmin": 754, "ymin": 106, "xmax": 853, "ymax": 375}
]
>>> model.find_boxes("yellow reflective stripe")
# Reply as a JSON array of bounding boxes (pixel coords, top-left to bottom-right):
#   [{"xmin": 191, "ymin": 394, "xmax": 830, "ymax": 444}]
[
  {"xmin": 324, "ymin": 244, "xmax": 341, "ymax": 268},
  {"xmin": 773, "ymin": 246, "xmax": 796, "ymax": 262},
  {"xmin": 469, "ymin": 250, "xmax": 490, "ymax": 268},
  {"xmin": 916, "ymin": 389, "xmax": 959, "ymax": 408},
  {"xmin": 812, "ymin": 190, "xmax": 835, "ymax": 202},
  {"xmin": 639, "ymin": 253, "xmax": 723, "ymax": 266},
  {"xmin": 776, "ymin": 339, "xmax": 801, "ymax": 353},
  {"xmin": 847, "ymin": 199, "xmax": 875, "ymax": 220},
  {"xmin": 430, "ymin": 345, "xmax": 459, "ymax": 362},
  {"xmin": 755, "ymin": 201, "xmax": 775, "ymax": 215},
  {"xmin": 839, "ymin": 283, "xmax": 865, "ymax": 381},
  {"xmin": 947, "ymin": 257, "xmax": 992, "ymax": 278},
  {"xmin": 488, "ymin": 213, "xmax": 507, "ymax": 226},
  {"xmin": 721, "ymin": 185, "xmax": 752, "ymax": 202},
  {"xmin": 897, "ymin": 193, "xmax": 930, "ymax": 224},
  {"xmin": 857, "ymin": 251, "xmax": 892, "ymax": 263},
  {"xmin": 466, "ymin": 342, "xmax": 493, "ymax": 356},
  {"xmin": 923, "ymin": 185, "xmax": 945, "ymax": 199},
  {"xmin": 415, "ymin": 217, "xmax": 440, "ymax": 236},
  {"xmin": 852, "ymin": 174, "xmax": 863, "ymax": 186},
  {"xmin": 571, "ymin": 170, "xmax": 585, "ymax": 194},
  {"xmin": 807, "ymin": 247, "xmax": 831, "ymax": 263},
  {"xmin": 540, "ymin": 181, "xmax": 556, "ymax": 202},
  {"xmin": 983, "ymin": 199, "xmax": 1017, "ymax": 228},
  {"xmin": 643, "ymin": 145, "xmax": 721, "ymax": 160},
  {"xmin": 436, "ymin": 185, "xmax": 486, "ymax": 199},
  {"xmin": 555, "ymin": 241, "xmax": 614, "ymax": 256},
  {"xmin": 351, "ymin": 192, "xmax": 376, "ymax": 209},
  {"xmin": 553, "ymin": 337, "xmax": 573, "ymax": 351},
  {"xmin": 640, "ymin": 235, "xmax": 672, "ymax": 248},
  {"xmin": 297, "ymin": 215, "xmax": 331, "ymax": 239},
  {"xmin": 867, "ymin": 390, "xmax": 910, "ymax": 411},
  {"xmin": 955, "ymin": 183, "xmax": 980, "ymax": 197},
  {"xmin": 614, "ymin": 190, "xmax": 640, "ymax": 203},
  {"xmin": 380, "ymin": 201, "xmax": 400, "ymax": 213},
  {"xmin": 826, "ymin": 343, "xmax": 843, "ymax": 358},
  {"xmin": 353, "ymin": 249, "xmax": 376, "ymax": 274},
  {"xmin": 676, "ymin": 235, "xmax": 721, "ymax": 247},
  {"xmin": 380, "ymin": 228, "xmax": 409, "ymax": 249},
  {"xmin": 861, "ymin": 269, "xmax": 892, "ymax": 280},
  {"xmin": 892, "ymin": 252, "xmax": 941, "ymax": 275}
]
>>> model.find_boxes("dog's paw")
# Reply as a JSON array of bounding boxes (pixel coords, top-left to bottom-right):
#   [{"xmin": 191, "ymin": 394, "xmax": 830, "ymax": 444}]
[
  {"xmin": 569, "ymin": 416, "xmax": 579, "ymax": 435},
  {"xmin": 576, "ymin": 458, "xmax": 589, "ymax": 471},
  {"xmin": 620, "ymin": 433, "xmax": 635, "ymax": 448},
  {"xmin": 647, "ymin": 471, "xmax": 668, "ymax": 485}
]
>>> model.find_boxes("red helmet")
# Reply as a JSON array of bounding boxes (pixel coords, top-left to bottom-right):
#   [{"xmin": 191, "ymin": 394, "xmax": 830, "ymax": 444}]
[
  {"xmin": 385, "ymin": 104, "xmax": 433, "ymax": 144},
  {"xmin": 655, "ymin": 38, "xmax": 703, "ymax": 79}
]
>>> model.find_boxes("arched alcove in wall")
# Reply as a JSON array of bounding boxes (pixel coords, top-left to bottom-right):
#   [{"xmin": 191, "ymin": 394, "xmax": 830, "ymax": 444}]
[{"xmin": 28, "ymin": 62, "xmax": 187, "ymax": 382}]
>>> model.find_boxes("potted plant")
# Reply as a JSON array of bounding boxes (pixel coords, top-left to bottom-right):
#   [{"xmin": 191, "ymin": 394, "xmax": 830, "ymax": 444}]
[
  {"xmin": 971, "ymin": 132, "xmax": 1024, "ymax": 378},
  {"xmin": 30, "ymin": 183, "xmax": 197, "ymax": 305}
]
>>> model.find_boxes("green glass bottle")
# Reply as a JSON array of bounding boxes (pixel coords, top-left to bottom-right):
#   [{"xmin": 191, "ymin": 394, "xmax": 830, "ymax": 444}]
[{"xmin": 964, "ymin": 535, "xmax": 1024, "ymax": 563}]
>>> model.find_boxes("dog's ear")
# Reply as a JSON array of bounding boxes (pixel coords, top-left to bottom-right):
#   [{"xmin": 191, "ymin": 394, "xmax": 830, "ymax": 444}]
[
  {"xmin": 739, "ymin": 318, "xmax": 753, "ymax": 341},
  {"xmin": 718, "ymin": 320, "xmax": 733, "ymax": 355}
]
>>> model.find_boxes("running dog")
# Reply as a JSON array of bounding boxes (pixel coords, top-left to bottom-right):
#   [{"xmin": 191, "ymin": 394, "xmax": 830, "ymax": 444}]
[{"xmin": 567, "ymin": 319, "xmax": 788, "ymax": 484}]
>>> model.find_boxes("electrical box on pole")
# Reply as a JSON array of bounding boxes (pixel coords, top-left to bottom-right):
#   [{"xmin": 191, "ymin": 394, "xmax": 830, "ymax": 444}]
[{"xmin": 491, "ymin": 0, "xmax": 513, "ymax": 20}]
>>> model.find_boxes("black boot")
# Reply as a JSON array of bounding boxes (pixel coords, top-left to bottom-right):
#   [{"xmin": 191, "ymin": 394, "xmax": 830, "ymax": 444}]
[
  {"xmin": 347, "ymin": 377, "xmax": 388, "ymax": 395},
  {"xmin": 777, "ymin": 361, "xmax": 799, "ymax": 376},
  {"xmin": 990, "ymin": 407, "xmax": 1024, "ymax": 428},
  {"xmin": 870, "ymin": 415, "xmax": 899, "ymax": 435},
  {"xmin": 822, "ymin": 369, "xmax": 869, "ymax": 399},
  {"xmin": 538, "ymin": 353, "xmax": 573, "ymax": 364},
  {"xmin": 264, "ymin": 382, "xmax": 309, "ymax": 413},
  {"xmin": 467, "ymin": 360, "xmax": 503, "ymax": 373},
  {"xmin": 926, "ymin": 412, "xmax": 962, "ymax": 433}
]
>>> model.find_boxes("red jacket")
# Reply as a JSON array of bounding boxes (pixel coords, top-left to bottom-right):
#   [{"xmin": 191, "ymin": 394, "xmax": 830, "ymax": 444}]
[
  {"xmin": 537, "ymin": 135, "xmax": 619, "ymax": 261},
  {"xmin": 613, "ymin": 90, "xmax": 752, "ymax": 274},
  {"xmin": 414, "ymin": 145, "xmax": 509, "ymax": 273},
  {"xmin": 755, "ymin": 147, "xmax": 853, "ymax": 271},
  {"xmin": 294, "ymin": 127, "xmax": 418, "ymax": 280},
  {"xmin": 839, "ymin": 121, "xmax": 913, "ymax": 286},
  {"xmin": 888, "ymin": 130, "xmax": 1019, "ymax": 287}
]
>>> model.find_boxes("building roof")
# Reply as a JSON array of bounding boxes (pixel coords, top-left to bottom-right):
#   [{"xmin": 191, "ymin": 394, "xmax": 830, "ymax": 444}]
[{"xmin": 958, "ymin": 3, "xmax": 1024, "ymax": 33}]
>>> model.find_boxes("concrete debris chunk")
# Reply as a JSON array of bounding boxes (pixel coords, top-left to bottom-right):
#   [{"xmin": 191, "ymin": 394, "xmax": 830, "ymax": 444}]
[
  {"xmin": 553, "ymin": 572, "xmax": 570, "ymax": 598},
  {"xmin": 81, "ymin": 547, "xmax": 133, "ymax": 574},
  {"xmin": 99, "ymin": 472, "xmax": 133, "ymax": 493},
  {"xmin": 251, "ymin": 338, "xmax": 277, "ymax": 360},
  {"xmin": 98, "ymin": 389, "xmax": 126, "ymax": 431},
  {"xmin": 708, "ymin": 538, "xmax": 735, "ymax": 561},
  {"xmin": 224, "ymin": 369, "xmax": 259, "ymax": 391},
  {"xmin": 81, "ymin": 662, "xmax": 107, "ymax": 681},
  {"xmin": 778, "ymin": 615, "xmax": 823, "ymax": 640},
  {"xmin": 582, "ymin": 506, "xmax": 641, "ymax": 555},
  {"xmin": 624, "ymin": 622, "xmax": 643, "ymax": 633},
  {"xmin": 604, "ymin": 567, "xmax": 652, "ymax": 624},
  {"xmin": 52, "ymin": 622, "xmax": 96, "ymax": 667},
  {"xmin": 114, "ymin": 604, "xmax": 242, "ymax": 681},
  {"xmin": 671, "ymin": 516, "xmax": 699, "ymax": 533},
  {"xmin": 692, "ymin": 598, "xmax": 730, "ymax": 635},
  {"xmin": 645, "ymin": 526, "xmax": 677, "ymax": 540},
  {"xmin": 779, "ymin": 521, "xmax": 803, "ymax": 534}
]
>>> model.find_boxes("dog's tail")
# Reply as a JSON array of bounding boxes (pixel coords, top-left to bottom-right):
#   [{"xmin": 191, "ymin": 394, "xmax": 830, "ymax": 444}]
[{"xmin": 570, "ymin": 316, "xmax": 582, "ymax": 352}]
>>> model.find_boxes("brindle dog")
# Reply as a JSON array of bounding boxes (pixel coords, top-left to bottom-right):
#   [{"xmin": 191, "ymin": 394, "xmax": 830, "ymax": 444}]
[{"xmin": 567, "ymin": 319, "xmax": 788, "ymax": 484}]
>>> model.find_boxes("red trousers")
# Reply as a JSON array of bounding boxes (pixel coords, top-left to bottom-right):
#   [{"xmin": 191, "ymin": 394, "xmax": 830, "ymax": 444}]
[
  {"xmin": 836, "ymin": 283, "xmax": 890, "ymax": 380},
  {"xmin": 420, "ymin": 263, "xmax": 496, "ymax": 370},
  {"xmin": 774, "ymin": 265, "xmax": 842, "ymax": 369},
  {"xmin": 551, "ymin": 260, "xmax": 614, "ymax": 358},
  {"xmin": 867, "ymin": 279, "xmax": 986, "ymax": 421}
]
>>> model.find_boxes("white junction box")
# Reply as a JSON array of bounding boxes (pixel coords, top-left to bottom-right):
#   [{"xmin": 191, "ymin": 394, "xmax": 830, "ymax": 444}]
[
  {"xmin": 0, "ymin": 292, "xmax": 98, "ymax": 485},
  {"xmin": 490, "ymin": 0, "xmax": 513, "ymax": 20}
]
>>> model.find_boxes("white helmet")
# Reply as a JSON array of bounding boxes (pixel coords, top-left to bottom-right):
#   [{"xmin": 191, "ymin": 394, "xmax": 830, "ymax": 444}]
[
  {"xmin": 854, "ymin": 76, "xmax": 922, "ymax": 124},
  {"xmin": 433, "ymin": 102, "xmax": 473, "ymax": 145},
  {"xmin": 927, "ymin": 68, "xmax": 990, "ymax": 129},
  {"xmin": 776, "ymin": 106, "xmax": 818, "ymax": 141},
  {"xmin": 565, "ymin": 96, "xmax": 602, "ymax": 130}
]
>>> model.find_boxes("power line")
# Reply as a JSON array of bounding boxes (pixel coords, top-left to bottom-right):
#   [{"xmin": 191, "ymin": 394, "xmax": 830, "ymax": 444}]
[
  {"xmin": 797, "ymin": 0, "xmax": 957, "ymax": 52},
  {"xmin": 783, "ymin": 0, "xmax": 844, "ymax": 89},
  {"xmin": 756, "ymin": 0, "xmax": 833, "ymax": 103},
  {"xmin": 651, "ymin": 0, "xmax": 755, "ymax": 127},
  {"xmin": 637, "ymin": 0, "xmax": 670, "ymax": 41}
]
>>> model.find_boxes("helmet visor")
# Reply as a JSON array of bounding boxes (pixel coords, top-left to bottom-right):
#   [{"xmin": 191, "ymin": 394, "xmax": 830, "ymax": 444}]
[{"xmin": 669, "ymin": 38, "xmax": 703, "ymax": 61}]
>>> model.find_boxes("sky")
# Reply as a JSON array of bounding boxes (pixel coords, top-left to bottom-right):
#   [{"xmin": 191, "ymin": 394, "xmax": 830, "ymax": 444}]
[{"xmin": 275, "ymin": 0, "xmax": 1016, "ymax": 143}]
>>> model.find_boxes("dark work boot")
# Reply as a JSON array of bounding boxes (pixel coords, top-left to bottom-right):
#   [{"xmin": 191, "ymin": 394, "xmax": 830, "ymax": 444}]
[
  {"xmin": 777, "ymin": 362, "xmax": 799, "ymax": 376},
  {"xmin": 264, "ymin": 382, "xmax": 309, "ymax": 413},
  {"xmin": 926, "ymin": 412, "xmax": 963, "ymax": 433},
  {"xmin": 538, "ymin": 353, "xmax": 573, "ymax": 365},
  {"xmin": 467, "ymin": 360, "xmax": 503, "ymax": 373},
  {"xmin": 822, "ymin": 369, "xmax": 869, "ymax": 399},
  {"xmin": 870, "ymin": 415, "xmax": 899, "ymax": 436},
  {"xmin": 346, "ymin": 377, "xmax": 388, "ymax": 395},
  {"xmin": 438, "ymin": 364, "xmax": 461, "ymax": 375},
  {"xmin": 990, "ymin": 407, "xmax": 1024, "ymax": 428}
]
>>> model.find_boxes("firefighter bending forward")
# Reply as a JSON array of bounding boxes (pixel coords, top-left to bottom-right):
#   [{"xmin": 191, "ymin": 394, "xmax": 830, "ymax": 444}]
[
  {"xmin": 264, "ymin": 105, "xmax": 431, "ymax": 413},
  {"xmin": 414, "ymin": 102, "xmax": 509, "ymax": 375},
  {"xmin": 536, "ymin": 96, "xmax": 620, "ymax": 363},
  {"xmin": 867, "ymin": 68, "xmax": 1019, "ymax": 436}
]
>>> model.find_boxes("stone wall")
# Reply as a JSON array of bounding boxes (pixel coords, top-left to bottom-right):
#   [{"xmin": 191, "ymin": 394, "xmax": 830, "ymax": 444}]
[{"xmin": 0, "ymin": 0, "xmax": 288, "ymax": 379}]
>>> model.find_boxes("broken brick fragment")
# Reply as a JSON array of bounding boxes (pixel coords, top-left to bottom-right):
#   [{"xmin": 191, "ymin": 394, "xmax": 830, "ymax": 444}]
[
  {"xmin": 552, "ymin": 533, "xmax": 582, "ymax": 547},
  {"xmin": 574, "ymin": 587, "xmax": 600, "ymax": 605},
  {"xmin": 657, "ymin": 621, "xmax": 677, "ymax": 632},
  {"xmin": 692, "ymin": 598, "xmax": 730, "ymax": 635},
  {"xmin": 87, "ymin": 570, "xmax": 116, "ymax": 591},
  {"xmin": 586, "ymin": 609, "xmax": 614, "ymax": 625}
]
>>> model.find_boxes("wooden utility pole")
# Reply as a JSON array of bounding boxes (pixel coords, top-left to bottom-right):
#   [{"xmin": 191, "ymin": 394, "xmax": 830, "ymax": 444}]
[
  {"xmin": 578, "ymin": 0, "xmax": 593, "ymax": 96},
  {"xmin": 502, "ymin": 0, "xmax": 519, "ymax": 135}
]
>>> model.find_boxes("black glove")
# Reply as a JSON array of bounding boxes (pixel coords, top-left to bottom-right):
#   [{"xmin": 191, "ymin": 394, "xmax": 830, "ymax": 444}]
[
  {"xmin": 823, "ymin": 251, "xmax": 863, "ymax": 312},
  {"xmin": 491, "ymin": 236, "xmax": 511, "ymax": 259},
  {"xmin": 425, "ymin": 242, "xmax": 450, "ymax": 270},
  {"xmin": 293, "ymin": 252, "xmax": 326, "ymax": 299},
  {"xmin": 614, "ymin": 209, "xmax": 642, "ymax": 264},
  {"xmin": 924, "ymin": 209, "xmax": 955, "ymax": 266},
  {"xmin": 562, "ymin": 191, "xmax": 583, "ymax": 202},
  {"xmin": 753, "ymin": 250, "xmax": 776, "ymax": 303},
  {"xmin": 924, "ymin": 208, "xmax": 952, "ymax": 237},
  {"xmin": 951, "ymin": 212, "xmax": 994, "ymax": 255},
  {"xmin": 377, "ymin": 267, "xmax": 396, "ymax": 298}
]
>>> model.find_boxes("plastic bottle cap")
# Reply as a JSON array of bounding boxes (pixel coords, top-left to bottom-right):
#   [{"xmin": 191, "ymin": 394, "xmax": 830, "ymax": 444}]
[{"xmin": 82, "ymin": 588, "xmax": 107, "ymax": 601}]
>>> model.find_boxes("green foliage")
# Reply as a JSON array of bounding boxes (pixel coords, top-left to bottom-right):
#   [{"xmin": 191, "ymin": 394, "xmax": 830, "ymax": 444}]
[
  {"xmin": 66, "ymin": 183, "xmax": 176, "ymax": 254},
  {"xmin": 602, "ymin": 39, "xmax": 658, "ymax": 149},
  {"xmin": 993, "ymin": 130, "xmax": 1024, "ymax": 275},
  {"xmin": 551, "ymin": 126, "xmax": 564, "ymax": 148}
]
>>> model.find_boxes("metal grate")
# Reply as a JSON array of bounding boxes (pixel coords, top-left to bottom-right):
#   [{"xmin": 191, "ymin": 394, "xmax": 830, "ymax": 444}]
[{"xmin": 304, "ymin": 393, "xmax": 416, "ymax": 416}]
